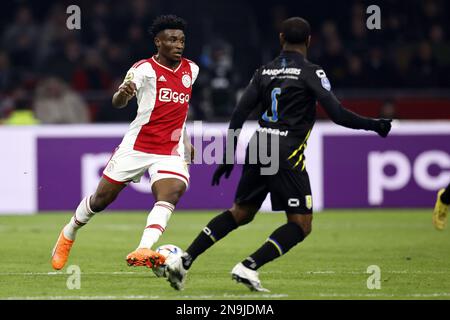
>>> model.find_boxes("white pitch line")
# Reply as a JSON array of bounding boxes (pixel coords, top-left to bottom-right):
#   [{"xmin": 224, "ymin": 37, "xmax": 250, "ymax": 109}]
[
  {"xmin": 5, "ymin": 295, "xmax": 161, "ymax": 300},
  {"xmin": 300, "ymin": 270, "xmax": 448, "ymax": 275},
  {"xmin": 1, "ymin": 270, "xmax": 449, "ymax": 276},
  {"xmin": 4, "ymin": 292, "xmax": 449, "ymax": 300},
  {"xmin": 0, "ymin": 272, "xmax": 142, "ymax": 276},
  {"xmin": 223, "ymin": 294, "xmax": 289, "ymax": 298},
  {"xmin": 4, "ymin": 293, "xmax": 289, "ymax": 300},
  {"xmin": 318, "ymin": 293, "xmax": 450, "ymax": 298}
]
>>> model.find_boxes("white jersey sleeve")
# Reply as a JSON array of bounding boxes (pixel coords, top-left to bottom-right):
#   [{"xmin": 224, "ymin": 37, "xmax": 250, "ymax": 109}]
[
  {"xmin": 188, "ymin": 61, "xmax": 200, "ymax": 85},
  {"xmin": 122, "ymin": 60, "xmax": 154, "ymax": 91}
]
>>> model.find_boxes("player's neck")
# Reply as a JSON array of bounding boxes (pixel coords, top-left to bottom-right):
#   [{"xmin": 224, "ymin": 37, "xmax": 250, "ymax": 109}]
[
  {"xmin": 154, "ymin": 54, "xmax": 181, "ymax": 70},
  {"xmin": 282, "ymin": 44, "xmax": 307, "ymax": 58}
]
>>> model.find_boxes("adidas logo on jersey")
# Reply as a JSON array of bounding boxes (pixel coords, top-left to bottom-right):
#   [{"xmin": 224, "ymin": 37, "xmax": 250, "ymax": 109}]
[{"xmin": 158, "ymin": 75, "xmax": 167, "ymax": 82}]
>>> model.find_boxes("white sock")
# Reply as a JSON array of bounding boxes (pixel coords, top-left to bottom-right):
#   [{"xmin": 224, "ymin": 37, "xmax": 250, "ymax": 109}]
[
  {"xmin": 138, "ymin": 201, "xmax": 174, "ymax": 249},
  {"xmin": 63, "ymin": 196, "xmax": 97, "ymax": 240}
]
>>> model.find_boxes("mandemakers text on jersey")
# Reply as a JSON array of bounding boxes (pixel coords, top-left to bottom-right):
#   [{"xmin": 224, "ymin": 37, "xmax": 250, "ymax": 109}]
[{"xmin": 261, "ymin": 67, "xmax": 302, "ymax": 76}]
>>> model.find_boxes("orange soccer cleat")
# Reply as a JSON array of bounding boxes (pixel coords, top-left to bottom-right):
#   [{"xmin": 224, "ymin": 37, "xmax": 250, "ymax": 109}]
[
  {"xmin": 126, "ymin": 248, "xmax": 166, "ymax": 268},
  {"xmin": 51, "ymin": 230, "xmax": 75, "ymax": 270}
]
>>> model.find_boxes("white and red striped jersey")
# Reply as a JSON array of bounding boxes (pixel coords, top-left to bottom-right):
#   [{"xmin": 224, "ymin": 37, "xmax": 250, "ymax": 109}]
[{"xmin": 119, "ymin": 56, "xmax": 199, "ymax": 156}]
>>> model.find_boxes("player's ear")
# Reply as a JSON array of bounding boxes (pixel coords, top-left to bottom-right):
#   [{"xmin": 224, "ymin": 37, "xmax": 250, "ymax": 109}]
[
  {"xmin": 279, "ymin": 33, "xmax": 285, "ymax": 46},
  {"xmin": 154, "ymin": 37, "xmax": 161, "ymax": 49},
  {"xmin": 306, "ymin": 35, "xmax": 311, "ymax": 48}
]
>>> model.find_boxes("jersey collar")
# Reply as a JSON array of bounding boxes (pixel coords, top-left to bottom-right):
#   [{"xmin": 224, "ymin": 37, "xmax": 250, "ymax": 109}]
[
  {"xmin": 280, "ymin": 50, "xmax": 305, "ymax": 59},
  {"xmin": 152, "ymin": 55, "xmax": 183, "ymax": 73}
]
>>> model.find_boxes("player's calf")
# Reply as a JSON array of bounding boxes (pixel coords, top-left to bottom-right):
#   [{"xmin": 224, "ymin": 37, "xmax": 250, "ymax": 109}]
[
  {"xmin": 178, "ymin": 204, "xmax": 258, "ymax": 274},
  {"xmin": 90, "ymin": 191, "xmax": 119, "ymax": 212},
  {"xmin": 89, "ymin": 176, "xmax": 127, "ymax": 212},
  {"xmin": 230, "ymin": 203, "xmax": 259, "ymax": 226},
  {"xmin": 241, "ymin": 221, "xmax": 307, "ymax": 271},
  {"xmin": 181, "ymin": 210, "xmax": 239, "ymax": 271}
]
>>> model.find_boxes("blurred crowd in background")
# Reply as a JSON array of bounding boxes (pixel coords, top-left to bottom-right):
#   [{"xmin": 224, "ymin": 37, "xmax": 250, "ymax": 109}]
[{"xmin": 0, "ymin": 0, "xmax": 449, "ymax": 124}]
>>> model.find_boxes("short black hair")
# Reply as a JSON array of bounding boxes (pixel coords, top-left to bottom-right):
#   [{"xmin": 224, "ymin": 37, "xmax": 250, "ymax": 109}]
[
  {"xmin": 149, "ymin": 15, "xmax": 187, "ymax": 38},
  {"xmin": 281, "ymin": 17, "xmax": 311, "ymax": 44}
]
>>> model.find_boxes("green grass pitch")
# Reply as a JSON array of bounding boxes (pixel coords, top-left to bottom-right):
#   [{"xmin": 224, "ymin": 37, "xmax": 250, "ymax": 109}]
[{"xmin": 0, "ymin": 210, "xmax": 449, "ymax": 300}]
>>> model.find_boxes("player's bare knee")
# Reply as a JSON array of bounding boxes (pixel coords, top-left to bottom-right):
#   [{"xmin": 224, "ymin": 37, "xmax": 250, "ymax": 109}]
[
  {"xmin": 290, "ymin": 220, "xmax": 311, "ymax": 237},
  {"xmin": 152, "ymin": 179, "xmax": 186, "ymax": 205},
  {"xmin": 301, "ymin": 223, "xmax": 312, "ymax": 237},
  {"xmin": 287, "ymin": 214, "xmax": 312, "ymax": 237},
  {"xmin": 230, "ymin": 204, "xmax": 258, "ymax": 226},
  {"xmin": 155, "ymin": 186, "xmax": 185, "ymax": 206},
  {"xmin": 234, "ymin": 212, "xmax": 254, "ymax": 226}
]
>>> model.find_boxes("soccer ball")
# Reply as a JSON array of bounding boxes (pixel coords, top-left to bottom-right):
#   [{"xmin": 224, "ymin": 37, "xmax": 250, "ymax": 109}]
[{"xmin": 152, "ymin": 244, "xmax": 184, "ymax": 278}]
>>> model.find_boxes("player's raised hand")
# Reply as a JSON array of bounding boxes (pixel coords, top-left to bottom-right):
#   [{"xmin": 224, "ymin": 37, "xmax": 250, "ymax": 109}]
[
  {"xmin": 118, "ymin": 81, "xmax": 137, "ymax": 99},
  {"xmin": 212, "ymin": 163, "xmax": 234, "ymax": 186},
  {"xmin": 374, "ymin": 119, "xmax": 392, "ymax": 138}
]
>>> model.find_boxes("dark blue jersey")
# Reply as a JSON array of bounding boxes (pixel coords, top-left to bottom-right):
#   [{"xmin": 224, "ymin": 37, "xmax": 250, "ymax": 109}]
[{"xmin": 228, "ymin": 50, "xmax": 381, "ymax": 170}]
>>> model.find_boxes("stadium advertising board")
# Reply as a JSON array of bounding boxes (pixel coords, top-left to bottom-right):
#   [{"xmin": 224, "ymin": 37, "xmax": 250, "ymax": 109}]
[
  {"xmin": 0, "ymin": 122, "xmax": 448, "ymax": 214},
  {"xmin": 36, "ymin": 136, "xmax": 240, "ymax": 211},
  {"xmin": 323, "ymin": 133, "xmax": 450, "ymax": 208}
]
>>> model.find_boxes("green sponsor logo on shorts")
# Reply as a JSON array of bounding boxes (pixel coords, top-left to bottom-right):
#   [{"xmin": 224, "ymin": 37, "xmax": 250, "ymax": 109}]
[{"xmin": 305, "ymin": 195, "xmax": 312, "ymax": 210}]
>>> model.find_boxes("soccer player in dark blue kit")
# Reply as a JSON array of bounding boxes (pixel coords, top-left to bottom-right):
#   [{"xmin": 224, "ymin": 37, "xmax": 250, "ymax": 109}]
[{"xmin": 166, "ymin": 17, "xmax": 392, "ymax": 291}]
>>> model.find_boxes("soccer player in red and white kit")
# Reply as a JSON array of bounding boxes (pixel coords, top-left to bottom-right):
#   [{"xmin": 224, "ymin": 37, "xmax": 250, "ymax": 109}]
[{"xmin": 51, "ymin": 15, "xmax": 199, "ymax": 270}]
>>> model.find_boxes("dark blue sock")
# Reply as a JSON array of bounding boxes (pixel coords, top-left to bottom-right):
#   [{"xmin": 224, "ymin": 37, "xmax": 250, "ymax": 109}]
[
  {"xmin": 242, "ymin": 222, "xmax": 305, "ymax": 270},
  {"xmin": 183, "ymin": 210, "xmax": 237, "ymax": 269}
]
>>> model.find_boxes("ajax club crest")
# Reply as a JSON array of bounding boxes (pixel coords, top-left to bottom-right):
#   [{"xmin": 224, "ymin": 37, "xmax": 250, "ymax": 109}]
[{"xmin": 182, "ymin": 74, "xmax": 191, "ymax": 88}]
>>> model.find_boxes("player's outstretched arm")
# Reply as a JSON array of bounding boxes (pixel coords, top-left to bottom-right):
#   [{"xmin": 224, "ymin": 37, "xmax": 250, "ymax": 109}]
[
  {"xmin": 306, "ymin": 67, "xmax": 392, "ymax": 137},
  {"xmin": 112, "ymin": 80, "xmax": 137, "ymax": 108},
  {"xmin": 319, "ymin": 93, "xmax": 392, "ymax": 137}
]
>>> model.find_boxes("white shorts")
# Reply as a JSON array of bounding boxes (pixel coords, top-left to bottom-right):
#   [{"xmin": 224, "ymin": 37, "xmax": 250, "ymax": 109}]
[{"xmin": 102, "ymin": 146, "xmax": 190, "ymax": 188}]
